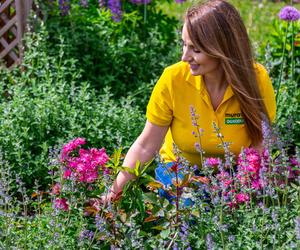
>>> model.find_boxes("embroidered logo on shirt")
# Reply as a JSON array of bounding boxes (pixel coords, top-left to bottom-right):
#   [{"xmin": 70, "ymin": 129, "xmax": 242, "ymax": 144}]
[{"xmin": 225, "ymin": 113, "xmax": 244, "ymax": 125}]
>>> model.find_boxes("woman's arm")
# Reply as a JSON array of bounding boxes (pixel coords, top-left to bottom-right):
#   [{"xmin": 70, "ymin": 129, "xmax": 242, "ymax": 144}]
[{"xmin": 109, "ymin": 120, "xmax": 169, "ymax": 199}]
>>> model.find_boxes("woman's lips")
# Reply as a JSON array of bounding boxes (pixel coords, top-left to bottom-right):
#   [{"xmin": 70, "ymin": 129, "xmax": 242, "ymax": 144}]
[{"xmin": 189, "ymin": 64, "xmax": 199, "ymax": 70}]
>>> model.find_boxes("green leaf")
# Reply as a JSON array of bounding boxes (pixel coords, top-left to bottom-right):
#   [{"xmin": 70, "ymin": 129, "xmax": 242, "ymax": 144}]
[{"xmin": 160, "ymin": 229, "xmax": 170, "ymax": 239}]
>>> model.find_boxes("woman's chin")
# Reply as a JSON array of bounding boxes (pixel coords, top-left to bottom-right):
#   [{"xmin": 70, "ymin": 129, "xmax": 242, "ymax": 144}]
[{"xmin": 190, "ymin": 69, "xmax": 201, "ymax": 76}]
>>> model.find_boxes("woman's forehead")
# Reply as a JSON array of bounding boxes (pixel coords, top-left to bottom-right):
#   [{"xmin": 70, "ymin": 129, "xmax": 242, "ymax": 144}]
[{"xmin": 181, "ymin": 24, "xmax": 194, "ymax": 45}]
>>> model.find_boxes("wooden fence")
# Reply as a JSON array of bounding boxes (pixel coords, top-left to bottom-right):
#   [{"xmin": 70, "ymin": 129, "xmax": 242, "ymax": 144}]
[{"xmin": 0, "ymin": 0, "xmax": 33, "ymax": 68}]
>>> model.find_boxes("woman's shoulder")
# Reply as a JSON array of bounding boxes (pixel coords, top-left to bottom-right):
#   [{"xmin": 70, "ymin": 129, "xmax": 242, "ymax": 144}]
[
  {"xmin": 253, "ymin": 62, "xmax": 271, "ymax": 84},
  {"xmin": 253, "ymin": 62, "xmax": 268, "ymax": 76}
]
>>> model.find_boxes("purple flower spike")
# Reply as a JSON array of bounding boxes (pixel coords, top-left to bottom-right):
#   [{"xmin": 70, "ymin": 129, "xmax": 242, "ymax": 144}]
[
  {"xmin": 79, "ymin": 0, "xmax": 89, "ymax": 8},
  {"xmin": 175, "ymin": 0, "xmax": 186, "ymax": 3},
  {"xmin": 59, "ymin": 0, "xmax": 71, "ymax": 16},
  {"xmin": 108, "ymin": 0, "xmax": 122, "ymax": 22},
  {"xmin": 279, "ymin": 6, "xmax": 300, "ymax": 22}
]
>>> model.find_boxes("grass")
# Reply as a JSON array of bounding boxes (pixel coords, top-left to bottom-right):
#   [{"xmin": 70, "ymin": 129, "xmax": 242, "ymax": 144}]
[{"xmin": 157, "ymin": 0, "xmax": 294, "ymax": 47}]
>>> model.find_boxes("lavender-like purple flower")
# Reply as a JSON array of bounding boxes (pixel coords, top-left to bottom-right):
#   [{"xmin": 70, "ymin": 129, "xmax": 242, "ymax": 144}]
[
  {"xmin": 130, "ymin": 0, "xmax": 151, "ymax": 4},
  {"xmin": 295, "ymin": 217, "xmax": 300, "ymax": 240},
  {"xmin": 206, "ymin": 234, "xmax": 215, "ymax": 250},
  {"xmin": 59, "ymin": 0, "xmax": 71, "ymax": 16},
  {"xmin": 95, "ymin": 214, "xmax": 108, "ymax": 235},
  {"xmin": 228, "ymin": 235, "xmax": 235, "ymax": 242},
  {"xmin": 79, "ymin": 229, "xmax": 94, "ymax": 241},
  {"xmin": 79, "ymin": 0, "xmax": 89, "ymax": 8},
  {"xmin": 174, "ymin": 0, "xmax": 187, "ymax": 3},
  {"xmin": 279, "ymin": 6, "xmax": 300, "ymax": 22},
  {"xmin": 108, "ymin": 0, "xmax": 122, "ymax": 22},
  {"xmin": 179, "ymin": 222, "xmax": 191, "ymax": 248},
  {"xmin": 99, "ymin": 0, "xmax": 106, "ymax": 8}
]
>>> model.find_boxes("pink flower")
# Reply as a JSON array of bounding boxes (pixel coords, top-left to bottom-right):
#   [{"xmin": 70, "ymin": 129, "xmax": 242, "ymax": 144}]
[
  {"xmin": 251, "ymin": 179, "xmax": 261, "ymax": 190},
  {"xmin": 60, "ymin": 137, "xmax": 86, "ymax": 161},
  {"xmin": 60, "ymin": 138, "xmax": 110, "ymax": 183},
  {"xmin": 63, "ymin": 169, "xmax": 72, "ymax": 179},
  {"xmin": 238, "ymin": 148, "xmax": 261, "ymax": 174},
  {"xmin": 90, "ymin": 148, "xmax": 109, "ymax": 166},
  {"xmin": 216, "ymin": 171, "xmax": 233, "ymax": 189},
  {"xmin": 205, "ymin": 157, "xmax": 221, "ymax": 167},
  {"xmin": 51, "ymin": 183, "xmax": 61, "ymax": 195},
  {"xmin": 235, "ymin": 193, "xmax": 250, "ymax": 203},
  {"xmin": 55, "ymin": 198, "xmax": 69, "ymax": 211},
  {"xmin": 290, "ymin": 157, "xmax": 299, "ymax": 166}
]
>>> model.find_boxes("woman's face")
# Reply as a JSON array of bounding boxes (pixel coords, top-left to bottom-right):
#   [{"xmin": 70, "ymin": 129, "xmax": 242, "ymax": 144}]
[{"xmin": 181, "ymin": 23, "xmax": 220, "ymax": 76}]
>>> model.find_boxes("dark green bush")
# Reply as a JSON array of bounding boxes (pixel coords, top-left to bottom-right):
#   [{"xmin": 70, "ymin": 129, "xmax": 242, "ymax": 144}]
[
  {"xmin": 39, "ymin": 0, "xmax": 181, "ymax": 108},
  {"xmin": 0, "ymin": 28, "xmax": 145, "ymax": 188}
]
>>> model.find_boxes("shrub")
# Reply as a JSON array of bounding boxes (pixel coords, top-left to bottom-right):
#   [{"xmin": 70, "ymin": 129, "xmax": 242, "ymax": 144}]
[
  {"xmin": 37, "ymin": 0, "xmax": 181, "ymax": 108},
  {"xmin": 0, "ymin": 28, "xmax": 144, "ymax": 188}
]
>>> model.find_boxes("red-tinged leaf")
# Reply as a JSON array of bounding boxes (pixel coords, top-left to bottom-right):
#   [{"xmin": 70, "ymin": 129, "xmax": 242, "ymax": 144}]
[
  {"xmin": 113, "ymin": 191, "xmax": 123, "ymax": 201},
  {"xmin": 144, "ymin": 215, "xmax": 159, "ymax": 223},
  {"xmin": 105, "ymin": 211, "xmax": 114, "ymax": 220},
  {"xmin": 31, "ymin": 192, "xmax": 38, "ymax": 198},
  {"xmin": 192, "ymin": 176, "xmax": 210, "ymax": 184},
  {"xmin": 84, "ymin": 206, "xmax": 98, "ymax": 216},
  {"xmin": 181, "ymin": 173, "xmax": 192, "ymax": 187},
  {"xmin": 31, "ymin": 191, "xmax": 48, "ymax": 198}
]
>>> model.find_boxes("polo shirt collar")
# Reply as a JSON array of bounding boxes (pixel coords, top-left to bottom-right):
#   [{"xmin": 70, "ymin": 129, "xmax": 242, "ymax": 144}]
[{"xmin": 185, "ymin": 69, "xmax": 235, "ymax": 104}]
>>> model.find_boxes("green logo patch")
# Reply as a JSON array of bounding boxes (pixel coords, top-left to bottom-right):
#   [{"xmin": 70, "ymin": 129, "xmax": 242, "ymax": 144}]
[{"xmin": 225, "ymin": 118, "xmax": 244, "ymax": 125}]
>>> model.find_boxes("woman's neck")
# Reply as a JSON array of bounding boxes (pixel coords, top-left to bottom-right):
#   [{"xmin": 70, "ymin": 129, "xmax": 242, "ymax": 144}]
[{"xmin": 203, "ymin": 68, "xmax": 226, "ymax": 92}]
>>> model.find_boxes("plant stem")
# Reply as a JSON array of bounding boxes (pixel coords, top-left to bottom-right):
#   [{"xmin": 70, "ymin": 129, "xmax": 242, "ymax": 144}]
[
  {"xmin": 220, "ymin": 193, "xmax": 225, "ymax": 249},
  {"xmin": 166, "ymin": 232, "xmax": 178, "ymax": 250},
  {"xmin": 175, "ymin": 170, "xmax": 179, "ymax": 225},
  {"xmin": 291, "ymin": 22, "xmax": 295, "ymax": 83},
  {"xmin": 276, "ymin": 21, "xmax": 289, "ymax": 103},
  {"xmin": 143, "ymin": 1, "xmax": 147, "ymax": 24}
]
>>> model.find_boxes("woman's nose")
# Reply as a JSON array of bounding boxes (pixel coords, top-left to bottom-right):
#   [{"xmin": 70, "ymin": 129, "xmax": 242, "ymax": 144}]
[{"xmin": 181, "ymin": 48, "xmax": 190, "ymax": 62}]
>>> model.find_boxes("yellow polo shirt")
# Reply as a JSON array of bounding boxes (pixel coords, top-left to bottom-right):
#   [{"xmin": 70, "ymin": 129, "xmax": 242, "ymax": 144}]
[{"xmin": 146, "ymin": 61, "xmax": 276, "ymax": 166}]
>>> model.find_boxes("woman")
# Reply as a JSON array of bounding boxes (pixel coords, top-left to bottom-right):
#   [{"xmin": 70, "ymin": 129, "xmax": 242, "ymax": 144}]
[{"xmin": 106, "ymin": 0, "xmax": 276, "ymax": 200}]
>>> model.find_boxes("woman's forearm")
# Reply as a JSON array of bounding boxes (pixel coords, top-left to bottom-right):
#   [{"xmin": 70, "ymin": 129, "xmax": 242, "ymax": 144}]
[
  {"xmin": 108, "ymin": 121, "xmax": 169, "ymax": 198},
  {"xmin": 109, "ymin": 140, "xmax": 157, "ymax": 196}
]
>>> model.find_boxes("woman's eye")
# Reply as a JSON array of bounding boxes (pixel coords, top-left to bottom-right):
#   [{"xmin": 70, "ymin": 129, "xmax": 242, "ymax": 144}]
[{"xmin": 193, "ymin": 49, "xmax": 201, "ymax": 53}]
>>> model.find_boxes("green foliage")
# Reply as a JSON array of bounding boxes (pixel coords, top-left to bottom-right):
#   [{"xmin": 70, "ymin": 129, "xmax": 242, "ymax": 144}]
[
  {"xmin": 260, "ymin": 19, "xmax": 300, "ymax": 83},
  {"xmin": 258, "ymin": 19, "xmax": 300, "ymax": 145},
  {"xmin": 0, "ymin": 28, "xmax": 144, "ymax": 188},
  {"xmin": 38, "ymin": 0, "xmax": 181, "ymax": 108}
]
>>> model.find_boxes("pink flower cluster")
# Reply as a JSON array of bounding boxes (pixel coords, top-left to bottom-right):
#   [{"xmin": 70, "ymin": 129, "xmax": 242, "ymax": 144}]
[
  {"xmin": 205, "ymin": 157, "xmax": 222, "ymax": 168},
  {"xmin": 55, "ymin": 198, "xmax": 69, "ymax": 211},
  {"xmin": 61, "ymin": 137, "xmax": 86, "ymax": 161},
  {"xmin": 203, "ymin": 148, "xmax": 300, "ymax": 208},
  {"xmin": 61, "ymin": 138, "xmax": 109, "ymax": 183},
  {"xmin": 237, "ymin": 148, "xmax": 262, "ymax": 189}
]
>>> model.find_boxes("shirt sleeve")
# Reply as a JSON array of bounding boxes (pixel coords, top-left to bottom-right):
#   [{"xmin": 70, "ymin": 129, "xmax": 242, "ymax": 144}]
[
  {"xmin": 256, "ymin": 64, "xmax": 276, "ymax": 123},
  {"xmin": 146, "ymin": 68, "xmax": 173, "ymax": 126}
]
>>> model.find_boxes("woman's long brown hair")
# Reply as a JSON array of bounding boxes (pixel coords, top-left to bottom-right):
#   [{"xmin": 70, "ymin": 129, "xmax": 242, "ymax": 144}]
[{"xmin": 185, "ymin": 0, "xmax": 270, "ymax": 146}]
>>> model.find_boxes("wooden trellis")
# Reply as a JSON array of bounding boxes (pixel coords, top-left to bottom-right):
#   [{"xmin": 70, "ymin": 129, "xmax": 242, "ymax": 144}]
[{"xmin": 0, "ymin": 0, "xmax": 33, "ymax": 68}]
